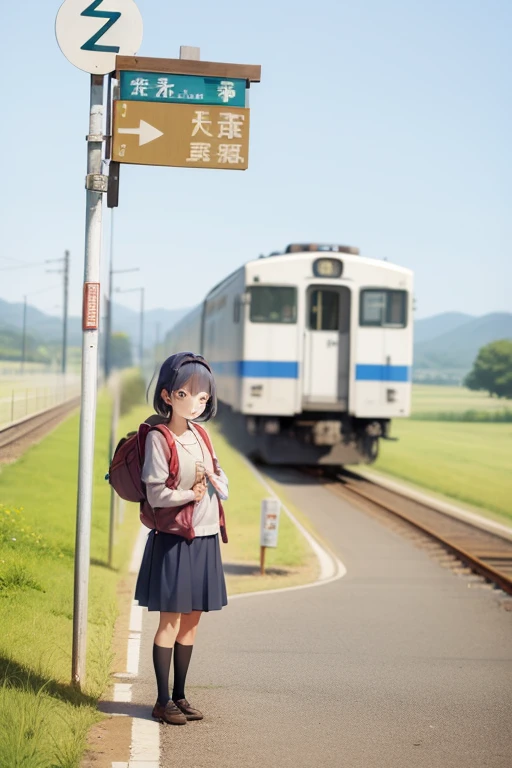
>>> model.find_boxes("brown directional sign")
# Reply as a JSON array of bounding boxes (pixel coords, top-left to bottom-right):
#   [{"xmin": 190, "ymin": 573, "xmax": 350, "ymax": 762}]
[{"xmin": 112, "ymin": 101, "xmax": 250, "ymax": 170}]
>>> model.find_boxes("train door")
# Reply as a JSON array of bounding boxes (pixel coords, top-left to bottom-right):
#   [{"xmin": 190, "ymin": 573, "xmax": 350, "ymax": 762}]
[{"xmin": 303, "ymin": 286, "xmax": 350, "ymax": 407}]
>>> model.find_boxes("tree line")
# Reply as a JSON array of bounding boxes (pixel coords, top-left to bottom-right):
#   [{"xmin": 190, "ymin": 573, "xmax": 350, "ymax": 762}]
[{"xmin": 464, "ymin": 340, "xmax": 512, "ymax": 398}]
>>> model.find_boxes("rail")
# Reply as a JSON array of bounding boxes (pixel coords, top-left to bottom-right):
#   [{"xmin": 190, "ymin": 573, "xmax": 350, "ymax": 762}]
[
  {"xmin": 0, "ymin": 397, "xmax": 81, "ymax": 459},
  {"xmin": 317, "ymin": 468, "xmax": 512, "ymax": 597}
]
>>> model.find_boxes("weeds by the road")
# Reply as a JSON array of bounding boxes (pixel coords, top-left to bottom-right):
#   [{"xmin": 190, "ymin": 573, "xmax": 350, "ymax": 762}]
[{"xmin": 0, "ymin": 389, "xmax": 140, "ymax": 767}]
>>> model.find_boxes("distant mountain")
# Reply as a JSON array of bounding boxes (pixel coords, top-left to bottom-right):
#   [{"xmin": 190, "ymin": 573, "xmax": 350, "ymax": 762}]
[
  {"xmin": 2, "ymin": 297, "xmax": 511, "ymax": 384},
  {"xmin": 413, "ymin": 312, "xmax": 474, "ymax": 345},
  {"xmin": 109, "ymin": 304, "xmax": 189, "ymax": 347},
  {"xmin": 0, "ymin": 297, "xmax": 189, "ymax": 351},
  {"xmin": 0, "ymin": 297, "xmax": 83, "ymax": 345},
  {"xmin": 414, "ymin": 312, "xmax": 512, "ymax": 381}
]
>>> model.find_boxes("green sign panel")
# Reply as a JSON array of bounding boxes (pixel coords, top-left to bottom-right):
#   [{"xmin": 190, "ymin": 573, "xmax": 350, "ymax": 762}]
[{"xmin": 119, "ymin": 71, "xmax": 246, "ymax": 107}]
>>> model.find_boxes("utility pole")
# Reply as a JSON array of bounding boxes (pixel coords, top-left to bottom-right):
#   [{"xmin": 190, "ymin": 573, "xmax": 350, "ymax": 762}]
[
  {"xmin": 72, "ymin": 74, "xmax": 105, "ymax": 688},
  {"xmin": 21, "ymin": 295, "xmax": 27, "ymax": 373},
  {"xmin": 155, "ymin": 321, "xmax": 161, "ymax": 366},
  {"xmin": 63, "ymin": 250, "xmax": 69, "ymax": 374},
  {"xmin": 46, "ymin": 250, "xmax": 70, "ymax": 374},
  {"xmin": 104, "ymin": 210, "xmax": 114, "ymax": 381},
  {"xmin": 104, "ymin": 210, "xmax": 139, "ymax": 380},
  {"xmin": 116, "ymin": 286, "xmax": 145, "ymax": 369},
  {"xmin": 139, "ymin": 286, "xmax": 145, "ymax": 370}
]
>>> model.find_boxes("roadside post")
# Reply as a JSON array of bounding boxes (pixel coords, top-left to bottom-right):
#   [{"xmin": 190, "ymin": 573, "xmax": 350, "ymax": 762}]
[
  {"xmin": 55, "ymin": 0, "xmax": 143, "ymax": 688},
  {"xmin": 260, "ymin": 499, "xmax": 281, "ymax": 575}
]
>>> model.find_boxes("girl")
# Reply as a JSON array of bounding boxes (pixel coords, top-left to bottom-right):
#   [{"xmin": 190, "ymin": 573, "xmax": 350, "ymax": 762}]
[{"xmin": 134, "ymin": 352, "xmax": 228, "ymax": 726}]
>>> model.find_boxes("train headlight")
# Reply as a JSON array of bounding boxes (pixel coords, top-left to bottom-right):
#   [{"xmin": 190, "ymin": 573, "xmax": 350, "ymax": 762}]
[{"xmin": 313, "ymin": 258, "xmax": 343, "ymax": 278}]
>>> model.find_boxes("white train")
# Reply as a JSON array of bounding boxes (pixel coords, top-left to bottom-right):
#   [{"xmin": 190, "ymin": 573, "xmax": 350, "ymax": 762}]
[{"xmin": 166, "ymin": 243, "xmax": 413, "ymax": 465}]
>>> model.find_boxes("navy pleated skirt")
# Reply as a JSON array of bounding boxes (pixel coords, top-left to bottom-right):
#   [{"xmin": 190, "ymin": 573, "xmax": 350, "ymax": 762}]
[{"xmin": 135, "ymin": 530, "xmax": 228, "ymax": 613}]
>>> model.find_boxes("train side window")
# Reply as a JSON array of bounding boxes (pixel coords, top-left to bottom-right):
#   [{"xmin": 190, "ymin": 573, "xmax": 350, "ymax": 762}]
[
  {"xmin": 360, "ymin": 290, "xmax": 407, "ymax": 327},
  {"xmin": 248, "ymin": 286, "xmax": 297, "ymax": 323},
  {"xmin": 309, "ymin": 289, "xmax": 339, "ymax": 331},
  {"xmin": 233, "ymin": 296, "xmax": 240, "ymax": 323}
]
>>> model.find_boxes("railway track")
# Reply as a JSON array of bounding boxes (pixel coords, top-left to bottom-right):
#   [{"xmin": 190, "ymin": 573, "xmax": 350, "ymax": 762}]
[
  {"xmin": 0, "ymin": 397, "xmax": 81, "ymax": 460},
  {"xmin": 317, "ymin": 468, "xmax": 512, "ymax": 598}
]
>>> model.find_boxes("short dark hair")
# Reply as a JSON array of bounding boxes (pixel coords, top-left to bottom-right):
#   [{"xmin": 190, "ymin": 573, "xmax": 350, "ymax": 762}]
[{"xmin": 153, "ymin": 353, "xmax": 217, "ymax": 422}]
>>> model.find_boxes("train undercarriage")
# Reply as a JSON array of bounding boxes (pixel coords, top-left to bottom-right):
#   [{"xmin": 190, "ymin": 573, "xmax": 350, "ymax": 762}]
[{"xmin": 217, "ymin": 403, "xmax": 392, "ymax": 466}]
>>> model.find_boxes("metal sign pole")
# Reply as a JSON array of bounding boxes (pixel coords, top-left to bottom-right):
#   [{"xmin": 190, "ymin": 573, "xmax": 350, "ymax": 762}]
[
  {"xmin": 108, "ymin": 375, "xmax": 120, "ymax": 569},
  {"xmin": 72, "ymin": 73, "xmax": 105, "ymax": 688}
]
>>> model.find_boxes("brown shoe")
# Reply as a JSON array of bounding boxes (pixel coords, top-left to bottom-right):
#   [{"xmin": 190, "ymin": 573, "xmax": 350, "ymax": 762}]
[
  {"xmin": 152, "ymin": 699, "xmax": 187, "ymax": 725},
  {"xmin": 173, "ymin": 698, "xmax": 203, "ymax": 721}
]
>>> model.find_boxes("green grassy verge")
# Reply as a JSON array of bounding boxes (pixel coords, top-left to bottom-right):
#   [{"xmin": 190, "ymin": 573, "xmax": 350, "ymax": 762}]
[
  {"xmin": 411, "ymin": 385, "xmax": 512, "ymax": 416},
  {"xmin": 370, "ymin": 420, "xmax": 512, "ymax": 525},
  {"xmin": 410, "ymin": 410, "xmax": 512, "ymax": 423},
  {"xmin": 0, "ymin": 392, "xmax": 140, "ymax": 768}
]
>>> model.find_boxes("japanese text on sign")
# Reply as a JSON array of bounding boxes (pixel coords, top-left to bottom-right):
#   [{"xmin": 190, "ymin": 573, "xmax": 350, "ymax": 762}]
[
  {"xmin": 112, "ymin": 101, "xmax": 250, "ymax": 170},
  {"xmin": 83, "ymin": 283, "xmax": 100, "ymax": 330},
  {"xmin": 187, "ymin": 110, "xmax": 246, "ymax": 165},
  {"xmin": 120, "ymin": 71, "xmax": 246, "ymax": 107}
]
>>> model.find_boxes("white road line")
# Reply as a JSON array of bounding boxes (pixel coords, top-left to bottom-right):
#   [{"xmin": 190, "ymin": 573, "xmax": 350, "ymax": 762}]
[
  {"xmin": 111, "ymin": 523, "xmax": 159, "ymax": 768},
  {"xmin": 130, "ymin": 719, "xmax": 160, "ymax": 764},
  {"xmin": 113, "ymin": 683, "xmax": 132, "ymax": 704},
  {"xmin": 130, "ymin": 602, "xmax": 144, "ymax": 632},
  {"xmin": 126, "ymin": 633, "xmax": 142, "ymax": 676},
  {"xmin": 130, "ymin": 525, "xmax": 148, "ymax": 574}
]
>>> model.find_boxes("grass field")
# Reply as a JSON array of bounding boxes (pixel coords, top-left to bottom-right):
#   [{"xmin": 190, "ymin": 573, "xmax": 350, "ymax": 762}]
[
  {"xmin": 0, "ymin": 373, "xmax": 81, "ymax": 427},
  {"xmin": 0, "ymin": 392, "xmax": 141, "ymax": 767},
  {"xmin": 373, "ymin": 418, "xmax": 512, "ymax": 524},
  {"xmin": 411, "ymin": 385, "xmax": 512, "ymax": 418}
]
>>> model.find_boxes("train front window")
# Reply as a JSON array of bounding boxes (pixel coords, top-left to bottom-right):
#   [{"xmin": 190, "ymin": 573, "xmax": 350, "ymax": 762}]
[
  {"xmin": 309, "ymin": 289, "xmax": 339, "ymax": 331},
  {"xmin": 249, "ymin": 286, "xmax": 297, "ymax": 324},
  {"xmin": 360, "ymin": 290, "xmax": 407, "ymax": 327}
]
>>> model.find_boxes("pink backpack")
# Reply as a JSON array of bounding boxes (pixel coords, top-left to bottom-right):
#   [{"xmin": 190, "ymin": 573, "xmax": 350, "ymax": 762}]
[{"xmin": 108, "ymin": 423, "xmax": 174, "ymax": 502}]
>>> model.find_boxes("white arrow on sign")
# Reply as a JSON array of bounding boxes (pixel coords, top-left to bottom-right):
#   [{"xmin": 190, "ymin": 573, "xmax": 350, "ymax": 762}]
[{"xmin": 118, "ymin": 120, "xmax": 164, "ymax": 146}]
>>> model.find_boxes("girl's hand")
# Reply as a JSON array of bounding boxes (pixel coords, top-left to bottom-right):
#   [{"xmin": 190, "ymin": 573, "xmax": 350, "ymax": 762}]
[
  {"xmin": 192, "ymin": 479, "xmax": 207, "ymax": 503},
  {"xmin": 194, "ymin": 462, "xmax": 205, "ymax": 485}
]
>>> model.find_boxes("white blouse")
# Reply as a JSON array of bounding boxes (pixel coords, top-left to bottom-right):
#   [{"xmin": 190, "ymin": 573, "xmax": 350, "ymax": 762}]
[{"xmin": 141, "ymin": 424, "xmax": 228, "ymax": 537}]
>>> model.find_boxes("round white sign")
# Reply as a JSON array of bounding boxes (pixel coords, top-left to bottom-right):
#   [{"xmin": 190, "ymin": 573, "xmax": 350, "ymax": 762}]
[{"xmin": 55, "ymin": 0, "xmax": 143, "ymax": 75}]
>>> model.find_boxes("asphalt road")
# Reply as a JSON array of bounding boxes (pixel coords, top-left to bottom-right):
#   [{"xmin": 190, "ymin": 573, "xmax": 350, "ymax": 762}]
[{"xmin": 131, "ymin": 468, "xmax": 512, "ymax": 768}]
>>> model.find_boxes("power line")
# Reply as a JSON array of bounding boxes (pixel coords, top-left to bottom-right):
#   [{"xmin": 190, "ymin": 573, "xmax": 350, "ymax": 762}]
[
  {"xmin": 0, "ymin": 262, "xmax": 46, "ymax": 272},
  {"xmin": 0, "ymin": 255, "xmax": 33, "ymax": 264}
]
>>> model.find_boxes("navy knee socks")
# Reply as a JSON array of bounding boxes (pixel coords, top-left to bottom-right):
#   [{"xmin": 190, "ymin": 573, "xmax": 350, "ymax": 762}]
[
  {"xmin": 153, "ymin": 644, "xmax": 173, "ymax": 705},
  {"xmin": 172, "ymin": 641, "xmax": 194, "ymax": 701}
]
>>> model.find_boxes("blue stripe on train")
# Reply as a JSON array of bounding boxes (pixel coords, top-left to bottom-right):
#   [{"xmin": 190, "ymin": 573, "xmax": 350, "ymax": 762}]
[
  {"xmin": 211, "ymin": 361, "xmax": 410, "ymax": 382},
  {"xmin": 212, "ymin": 360, "xmax": 299, "ymax": 379},
  {"xmin": 355, "ymin": 364, "xmax": 410, "ymax": 382}
]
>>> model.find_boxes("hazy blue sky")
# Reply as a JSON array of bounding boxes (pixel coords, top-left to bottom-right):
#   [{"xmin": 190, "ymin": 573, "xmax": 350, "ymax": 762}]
[{"xmin": 0, "ymin": 0, "xmax": 510, "ymax": 322}]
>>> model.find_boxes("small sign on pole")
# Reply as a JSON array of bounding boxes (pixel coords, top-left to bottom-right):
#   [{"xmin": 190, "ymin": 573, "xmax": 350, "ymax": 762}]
[{"xmin": 260, "ymin": 498, "xmax": 281, "ymax": 575}]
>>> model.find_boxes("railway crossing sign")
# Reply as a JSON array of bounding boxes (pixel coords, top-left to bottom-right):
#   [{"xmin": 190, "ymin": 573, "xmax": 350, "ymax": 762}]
[
  {"xmin": 112, "ymin": 101, "xmax": 250, "ymax": 169},
  {"xmin": 55, "ymin": 0, "xmax": 143, "ymax": 74}
]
